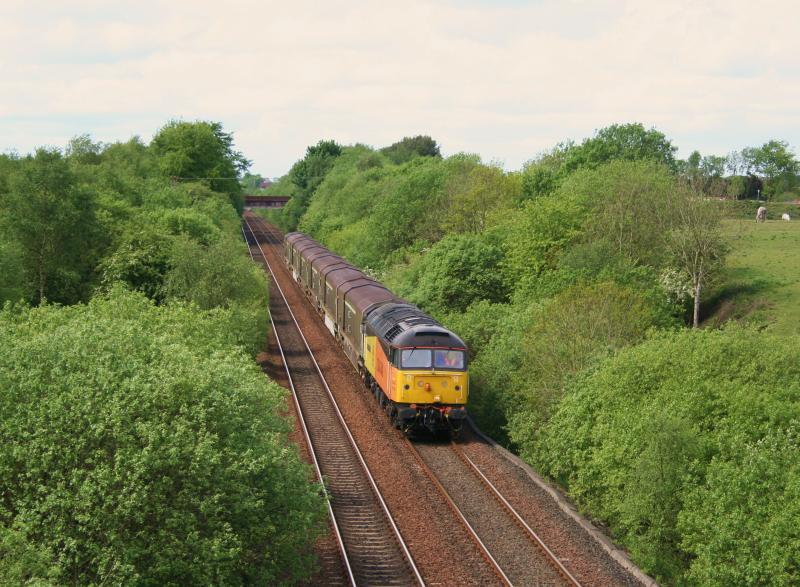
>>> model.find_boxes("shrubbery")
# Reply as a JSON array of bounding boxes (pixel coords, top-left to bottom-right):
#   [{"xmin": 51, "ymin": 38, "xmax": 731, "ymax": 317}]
[
  {"xmin": 0, "ymin": 121, "xmax": 327, "ymax": 584},
  {"xmin": 0, "ymin": 290, "xmax": 325, "ymax": 585},
  {"xmin": 531, "ymin": 327, "xmax": 800, "ymax": 584}
]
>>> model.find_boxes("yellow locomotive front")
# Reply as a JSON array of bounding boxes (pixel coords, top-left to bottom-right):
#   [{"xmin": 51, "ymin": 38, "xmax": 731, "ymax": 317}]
[{"xmin": 363, "ymin": 304, "xmax": 468, "ymax": 435}]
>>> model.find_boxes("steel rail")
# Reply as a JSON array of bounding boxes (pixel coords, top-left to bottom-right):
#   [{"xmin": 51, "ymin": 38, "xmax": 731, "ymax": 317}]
[
  {"xmin": 403, "ymin": 438, "xmax": 513, "ymax": 586},
  {"xmin": 241, "ymin": 225, "xmax": 357, "ymax": 587},
  {"xmin": 242, "ymin": 216, "xmax": 425, "ymax": 587},
  {"xmin": 452, "ymin": 443, "xmax": 583, "ymax": 587}
]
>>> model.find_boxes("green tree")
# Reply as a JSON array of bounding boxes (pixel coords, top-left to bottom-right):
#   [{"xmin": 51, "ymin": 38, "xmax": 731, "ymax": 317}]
[
  {"xmin": 725, "ymin": 175, "xmax": 747, "ymax": 199},
  {"xmin": 753, "ymin": 140, "xmax": 798, "ymax": 198},
  {"xmin": 509, "ymin": 281, "xmax": 657, "ymax": 433},
  {"xmin": 667, "ymin": 194, "xmax": 727, "ymax": 327},
  {"xmin": 520, "ymin": 142, "xmax": 574, "ymax": 199},
  {"xmin": 281, "ymin": 139, "xmax": 342, "ymax": 230},
  {"xmin": 164, "ymin": 236, "xmax": 268, "ymax": 311},
  {"xmin": 65, "ymin": 133, "xmax": 103, "ymax": 165},
  {"xmin": 0, "ymin": 290, "xmax": 325, "ymax": 585},
  {"xmin": 581, "ymin": 160, "xmax": 681, "ymax": 267},
  {"xmin": 98, "ymin": 224, "xmax": 174, "ymax": 301},
  {"xmin": 400, "ymin": 233, "xmax": 506, "ymax": 315},
  {"xmin": 381, "ymin": 135, "xmax": 441, "ymax": 164},
  {"xmin": 441, "ymin": 163, "xmax": 518, "ymax": 234},
  {"xmin": 564, "ymin": 123, "xmax": 678, "ymax": 173},
  {"xmin": 0, "ymin": 148, "xmax": 98, "ymax": 304},
  {"xmin": 680, "ymin": 429, "xmax": 800, "ymax": 586},
  {"xmin": 150, "ymin": 120, "xmax": 250, "ymax": 210}
]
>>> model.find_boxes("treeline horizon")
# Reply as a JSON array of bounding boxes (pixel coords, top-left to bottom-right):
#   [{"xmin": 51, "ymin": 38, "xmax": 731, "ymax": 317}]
[{"xmin": 245, "ymin": 126, "xmax": 798, "ymax": 201}]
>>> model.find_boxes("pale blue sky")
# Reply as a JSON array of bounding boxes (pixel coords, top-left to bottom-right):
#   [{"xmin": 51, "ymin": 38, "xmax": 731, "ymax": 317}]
[{"xmin": 1, "ymin": 0, "xmax": 798, "ymax": 176}]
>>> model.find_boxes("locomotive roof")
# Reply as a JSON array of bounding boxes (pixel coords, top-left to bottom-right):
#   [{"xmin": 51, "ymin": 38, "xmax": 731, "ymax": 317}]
[{"xmin": 366, "ymin": 302, "xmax": 466, "ymax": 349}]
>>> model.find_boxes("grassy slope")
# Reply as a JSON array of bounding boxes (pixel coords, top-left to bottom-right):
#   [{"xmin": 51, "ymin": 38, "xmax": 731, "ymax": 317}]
[{"xmin": 708, "ymin": 218, "xmax": 800, "ymax": 334}]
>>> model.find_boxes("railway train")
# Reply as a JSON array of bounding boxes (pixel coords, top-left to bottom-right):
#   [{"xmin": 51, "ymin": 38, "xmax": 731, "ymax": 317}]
[{"xmin": 284, "ymin": 232, "xmax": 468, "ymax": 435}]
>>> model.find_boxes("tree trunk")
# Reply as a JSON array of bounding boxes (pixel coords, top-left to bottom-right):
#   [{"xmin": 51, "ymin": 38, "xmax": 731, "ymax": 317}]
[
  {"xmin": 692, "ymin": 280, "xmax": 702, "ymax": 328},
  {"xmin": 38, "ymin": 240, "xmax": 46, "ymax": 305}
]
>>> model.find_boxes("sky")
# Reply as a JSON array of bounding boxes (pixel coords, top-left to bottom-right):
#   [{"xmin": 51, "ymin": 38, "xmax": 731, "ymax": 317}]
[{"xmin": 1, "ymin": 0, "xmax": 799, "ymax": 177}]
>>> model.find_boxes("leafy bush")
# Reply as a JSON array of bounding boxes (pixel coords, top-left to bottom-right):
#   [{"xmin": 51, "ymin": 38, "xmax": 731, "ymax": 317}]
[
  {"xmin": 99, "ymin": 225, "xmax": 173, "ymax": 301},
  {"xmin": 530, "ymin": 327, "xmax": 800, "ymax": 584},
  {"xmin": 0, "ymin": 290, "xmax": 325, "ymax": 585},
  {"xmin": 395, "ymin": 233, "xmax": 506, "ymax": 315},
  {"xmin": 509, "ymin": 282, "xmax": 660, "ymax": 429},
  {"xmin": 380, "ymin": 135, "xmax": 441, "ymax": 164},
  {"xmin": 158, "ymin": 207, "xmax": 222, "ymax": 244}
]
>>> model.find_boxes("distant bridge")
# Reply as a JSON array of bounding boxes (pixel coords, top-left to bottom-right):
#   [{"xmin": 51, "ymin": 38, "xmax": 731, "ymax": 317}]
[{"xmin": 244, "ymin": 195, "xmax": 291, "ymax": 208}]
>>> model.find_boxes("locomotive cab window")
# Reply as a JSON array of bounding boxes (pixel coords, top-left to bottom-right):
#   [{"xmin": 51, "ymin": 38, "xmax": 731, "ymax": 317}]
[
  {"xmin": 434, "ymin": 349, "xmax": 465, "ymax": 370},
  {"xmin": 401, "ymin": 349, "xmax": 432, "ymax": 369}
]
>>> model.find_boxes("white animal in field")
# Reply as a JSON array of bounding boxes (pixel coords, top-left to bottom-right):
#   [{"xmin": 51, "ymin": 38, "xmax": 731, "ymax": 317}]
[
  {"xmin": 782, "ymin": 213, "xmax": 791, "ymax": 221},
  {"xmin": 756, "ymin": 206, "xmax": 767, "ymax": 222}
]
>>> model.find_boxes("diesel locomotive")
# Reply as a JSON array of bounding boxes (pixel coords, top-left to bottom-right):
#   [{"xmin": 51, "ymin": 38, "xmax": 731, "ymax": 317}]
[{"xmin": 284, "ymin": 232, "xmax": 468, "ymax": 435}]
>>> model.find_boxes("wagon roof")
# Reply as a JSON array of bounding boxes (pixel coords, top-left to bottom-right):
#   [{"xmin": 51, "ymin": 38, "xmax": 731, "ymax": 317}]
[
  {"xmin": 314, "ymin": 255, "xmax": 351, "ymax": 273},
  {"xmin": 326, "ymin": 266, "xmax": 368, "ymax": 289},
  {"xmin": 285, "ymin": 232, "xmax": 308, "ymax": 245},
  {"xmin": 303, "ymin": 246, "xmax": 334, "ymax": 262},
  {"xmin": 342, "ymin": 280, "xmax": 397, "ymax": 314}
]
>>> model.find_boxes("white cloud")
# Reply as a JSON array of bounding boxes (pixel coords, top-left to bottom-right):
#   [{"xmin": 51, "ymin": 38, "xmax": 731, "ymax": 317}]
[{"xmin": 1, "ymin": 0, "xmax": 799, "ymax": 174}]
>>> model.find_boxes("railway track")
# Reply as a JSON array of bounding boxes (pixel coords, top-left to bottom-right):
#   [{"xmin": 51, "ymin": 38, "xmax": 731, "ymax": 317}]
[
  {"xmin": 241, "ymin": 213, "xmax": 607, "ymax": 586},
  {"xmin": 242, "ymin": 216, "xmax": 424, "ymax": 587},
  {"xmin": 410, "ymin": 439, "xmax": 582, "ymax": 587}
]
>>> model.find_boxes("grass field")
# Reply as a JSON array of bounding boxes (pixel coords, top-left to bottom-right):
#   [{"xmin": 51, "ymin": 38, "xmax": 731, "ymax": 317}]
[{"xmin": 707, "ymin": 219, "xmax": 800, "ymax": 334}]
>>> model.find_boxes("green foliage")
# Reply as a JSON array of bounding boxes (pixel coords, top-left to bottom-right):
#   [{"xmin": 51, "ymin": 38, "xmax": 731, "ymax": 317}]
[
  {"xmin": 65, "ymin": 133, "xmax": 103, "ymax": 165},
  {"xmin": 0, "ymin": 238, "xmax": 27, "ymax": 303},
  {"xmin": 753, "ymin": 139, "xmax": 798, "ymax": 198},
  {"xmin": 354, "ymin": 156, "xmax": 448, "ymax": 265},
  {"xmin": 0, "ymin": 148, "xmax": 100, "ymax": 304},
  {"xmin": 565, "ymin": 123, "xmax": 678, "ymax": 173},
  {"xmin": 679, "ymin": 428, "xmax": 800, "ymax": 586},
  {"xmin": 518, "ymin": 124, "xmax": 678, "ymax": 200},
  {"xmin": 99, "ymin": 225, "xmax": 173, "ymax": 301},
  {"xmin": 150, "ymin": 120, "xmax": 249, "ymax": 208},
  {"xmin": 380, "ymin": 135, "xmax": 441, "ymax": 164},
  {"xmin": 668, "ymin": 196, "xmax": 728, "ymax": 326},
  {"xmin": 440, "ymin": 163, "xmax": 519, "ymax": 234},
  {"xmin": 531, "ymin": 327, "xmax": 800, "ymax": 584},
  {"xmin": 440, "ymin": 300, "xmax": 527, "ymax": 444},
  {"xmin": 510, "ymin": 282, "xmax": 660, "ymax": 429},
  {"xmin": 278, "ymin": 140, "xmax": 343, "ymax": 230},
  {"xmin": 299, "ymin": 146, "xmax": 389, "ymax": 243},
  {"xmin": 393, "ymin": 233, "xmax": 506, "ymax": 315},
  {"xmin": 578, "ymin": 160, "xmax": 681, "ymax": 267},
  {"xmin": 0, "ymin": 290, "xmax": 325, "ymax": 585},
  {"xmin": 164, "ymin": 235, "xmax": 268, "ymax": 312},
  {"xmin": 520, "ymin": 142, "xmax": 573, "ymax": 199},
  {"xmin": 158, "ymin": 207, "xmax": 222, "ymax": 244},
  {"xmin": 499, "ymin": 186, "xmax": 587, "ymax": 291}
]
